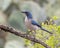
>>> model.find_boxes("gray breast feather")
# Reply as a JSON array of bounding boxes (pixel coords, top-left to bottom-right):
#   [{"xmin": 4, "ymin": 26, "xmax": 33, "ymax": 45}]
[{"xmin": 25, "ymin": 17, "xmax": 39, "ymax": 31}]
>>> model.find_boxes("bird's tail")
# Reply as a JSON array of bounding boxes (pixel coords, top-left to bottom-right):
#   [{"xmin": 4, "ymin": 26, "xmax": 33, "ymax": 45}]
[{"xmin": 41, "ymin": 27, "xmax": 53, "ymax": 34}]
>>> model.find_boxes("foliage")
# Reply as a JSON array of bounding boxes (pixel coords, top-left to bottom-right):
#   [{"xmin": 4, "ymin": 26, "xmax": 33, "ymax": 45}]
[{"xmin": 24, "ymin": 16, "xmax": 60, "ymax": 48}]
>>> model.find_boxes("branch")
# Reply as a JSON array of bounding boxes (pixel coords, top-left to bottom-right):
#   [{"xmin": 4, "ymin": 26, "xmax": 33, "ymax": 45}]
[{"xmin": 0, "ymin": 25, "xmax": 51, "ymax": 48}]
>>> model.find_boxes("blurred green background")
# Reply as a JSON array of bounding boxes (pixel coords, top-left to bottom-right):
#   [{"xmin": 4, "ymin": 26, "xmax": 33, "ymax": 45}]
[{"xmin": 0, "ymin": 0, "xmax": 60, "ymax": 48}]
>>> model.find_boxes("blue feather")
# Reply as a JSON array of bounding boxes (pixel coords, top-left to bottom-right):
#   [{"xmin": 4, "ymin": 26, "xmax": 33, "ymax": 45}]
[
  {"xmin": 31, "ymin": 20, "xmax": 52, "ymax": 34},
  {"xmin": 27, "ymin": 12, "xmax": 32, "ymax": 19},
  {"xmin": 31, "ymin": 20, "xmax": 42, "ymax": 28}
]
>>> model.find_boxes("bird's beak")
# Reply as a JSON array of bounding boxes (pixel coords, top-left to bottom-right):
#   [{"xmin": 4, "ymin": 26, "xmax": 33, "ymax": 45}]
[
  {"xmin": 21, "ymin": 12, "xmax": 25, "ymax": 13},
  {"xmin": 21, "ymin": 12, "xmax": 26, "ymax": 16}
]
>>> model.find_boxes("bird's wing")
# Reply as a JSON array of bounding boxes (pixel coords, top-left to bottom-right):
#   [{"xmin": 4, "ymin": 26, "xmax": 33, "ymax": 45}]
[
  {"xmin": 31, "ymin": 20, "xmax": 42, "ymax": 28},
  {"xmin": 31, "ymin": 20, "xmax": 52, "ymax": 34}
]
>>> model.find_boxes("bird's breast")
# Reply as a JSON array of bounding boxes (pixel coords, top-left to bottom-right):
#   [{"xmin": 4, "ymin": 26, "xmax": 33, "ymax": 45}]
[
  {"xmin": 25, "ymin": 17, "xmax": 32, "ymax": 28},
  {"xmin": 25, "ymin": 17, "xmax": 39, "ymax": 31}
]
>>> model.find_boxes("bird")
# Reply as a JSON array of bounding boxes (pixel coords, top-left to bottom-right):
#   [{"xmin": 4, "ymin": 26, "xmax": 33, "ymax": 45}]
[{"xmin": 21, "ymin": 11, "xmax": 53, "ymax": 34}]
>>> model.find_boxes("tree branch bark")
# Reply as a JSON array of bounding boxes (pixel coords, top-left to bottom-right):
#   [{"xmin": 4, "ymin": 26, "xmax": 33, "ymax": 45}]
[{"xmin": 0, "ymin": 25, "xmax": 51, "ymax": 48}]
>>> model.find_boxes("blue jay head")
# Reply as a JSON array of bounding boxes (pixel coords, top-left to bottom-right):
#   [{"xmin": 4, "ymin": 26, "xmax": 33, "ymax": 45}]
[{"xmin": 21, "ymin": 11, "xmax": 32, "ymax": 19}]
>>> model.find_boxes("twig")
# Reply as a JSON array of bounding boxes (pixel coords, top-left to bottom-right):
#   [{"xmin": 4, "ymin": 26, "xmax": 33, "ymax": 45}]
[{"xmin": 0, "ymin": 25, "xmax": 51, "ymax": 48}]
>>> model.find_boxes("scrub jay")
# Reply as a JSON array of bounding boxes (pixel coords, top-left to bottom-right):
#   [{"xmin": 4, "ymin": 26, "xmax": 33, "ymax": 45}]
[{"xmin": 22, "ymin": 11, "xmax": 52, "ymax": 34}]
